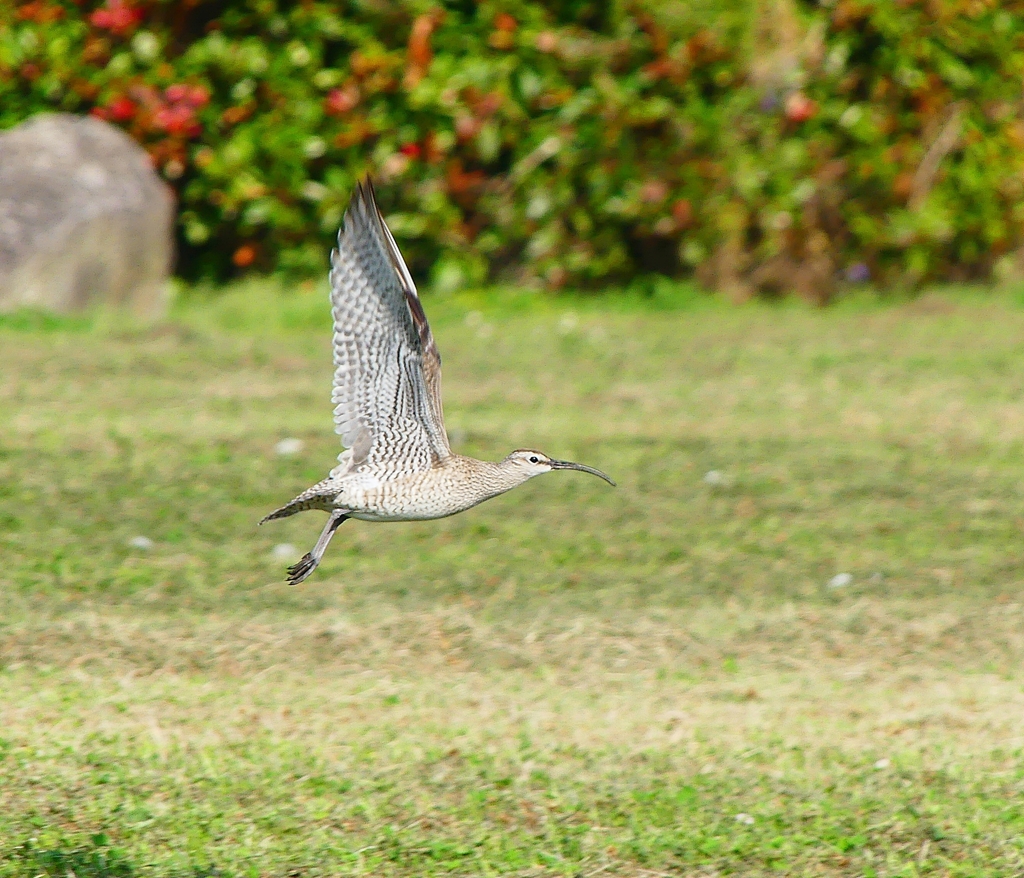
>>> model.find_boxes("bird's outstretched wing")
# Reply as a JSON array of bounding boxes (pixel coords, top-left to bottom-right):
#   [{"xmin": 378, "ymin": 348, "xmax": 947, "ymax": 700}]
[{"xmin": 328, "ymin": 178, "xmax": 450, "ymax": 473}]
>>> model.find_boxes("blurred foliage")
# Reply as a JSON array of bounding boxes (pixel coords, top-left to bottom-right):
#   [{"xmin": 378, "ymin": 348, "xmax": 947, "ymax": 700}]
[{"xmin": 3, "ymin": 0, "xmax": 1024, "ymax": 298}]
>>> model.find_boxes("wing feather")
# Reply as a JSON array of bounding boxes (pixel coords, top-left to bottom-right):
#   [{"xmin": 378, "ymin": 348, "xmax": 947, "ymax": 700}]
[
  {"xmin": 360, "ymin": 180, "xmax": 447, "ymax": 444},
  {"xmin": 328, "ymin": 178, "xmax": 450, "ymax": 473}
]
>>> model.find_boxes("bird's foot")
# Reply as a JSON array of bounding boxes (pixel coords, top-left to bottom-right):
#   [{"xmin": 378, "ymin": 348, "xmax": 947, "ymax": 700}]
[{"xmin": 286, "ymin": 552, "xmax": 319, "ymax": 585}]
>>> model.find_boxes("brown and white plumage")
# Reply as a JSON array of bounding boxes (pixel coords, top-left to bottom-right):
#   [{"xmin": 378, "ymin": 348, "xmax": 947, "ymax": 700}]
[
  {"xmin": 261, "ymin": 177, "xmax": 614, "ymax": 584},
  {"xmin": 328, "ymin": 178, "xmax": 449, "ymax": 474}
]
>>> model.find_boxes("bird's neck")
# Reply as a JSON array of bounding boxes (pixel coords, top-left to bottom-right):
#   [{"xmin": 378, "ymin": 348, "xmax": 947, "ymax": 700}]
[{"xmin": 448, "ymin": 455, "xmax": 531, "ymax": 505}]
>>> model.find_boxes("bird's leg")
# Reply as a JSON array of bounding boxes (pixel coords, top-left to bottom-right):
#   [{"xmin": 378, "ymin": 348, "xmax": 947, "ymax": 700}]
[{"xmin": 286, "ymin": 509, "xmax": 349, "ymax": 585}]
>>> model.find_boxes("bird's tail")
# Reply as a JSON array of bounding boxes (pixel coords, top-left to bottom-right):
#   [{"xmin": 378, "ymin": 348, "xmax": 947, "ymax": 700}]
[
  {"xmin": 259, "ymin": 483, "xmax": 336, "ymax": 525},
  {"xmin": 259, "ymin": 501, "xmax": 305, "ymax": 525}
]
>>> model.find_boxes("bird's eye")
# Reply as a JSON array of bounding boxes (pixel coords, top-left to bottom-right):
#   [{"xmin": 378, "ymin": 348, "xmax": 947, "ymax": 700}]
[{"xmin": 529, "ymin": 456, "xmax": 540, "ymax": 464}]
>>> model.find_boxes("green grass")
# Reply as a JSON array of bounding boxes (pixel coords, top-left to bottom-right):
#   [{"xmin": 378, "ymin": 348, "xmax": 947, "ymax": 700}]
[{"xmin": 3, "ymin": 281, "xmax": 1024, "ymax": 876}]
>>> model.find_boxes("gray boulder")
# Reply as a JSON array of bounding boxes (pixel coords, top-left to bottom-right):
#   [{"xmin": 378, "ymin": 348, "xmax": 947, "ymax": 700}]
[{"xmin": 0, "ymin": 113, "xmax": 174, "ymax": 315}]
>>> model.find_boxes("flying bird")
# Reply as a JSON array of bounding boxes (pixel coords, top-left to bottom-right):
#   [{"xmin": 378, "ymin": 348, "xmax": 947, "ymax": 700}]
[{"xmin": 261, "ymin": 178, "xmax": 614, "ymax": 584}]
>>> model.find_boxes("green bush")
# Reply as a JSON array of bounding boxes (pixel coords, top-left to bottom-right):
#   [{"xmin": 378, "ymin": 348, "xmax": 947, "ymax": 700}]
[{"xmin": 3, "ymin": 0, "xmax": 1024, "ymax": 298}]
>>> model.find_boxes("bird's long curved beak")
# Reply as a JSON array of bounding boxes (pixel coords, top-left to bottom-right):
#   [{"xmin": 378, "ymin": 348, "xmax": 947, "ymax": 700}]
[{"xmin": 549, "ymin": 459, "xmax": 616, "ymax": 486}]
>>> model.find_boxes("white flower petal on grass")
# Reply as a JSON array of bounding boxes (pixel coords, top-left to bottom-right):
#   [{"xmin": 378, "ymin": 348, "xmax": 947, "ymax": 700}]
[
  {"xmin": 703, "ymin": 470, "xmax": 723, "ymax": 486},
  {"xmin": 874, "ymin": 758, "xmax": 890, "ymax": 770},
  {"xmin": 275, "ymin": 438, "xmax": 304, "ymax": 456},
  {"xmin": 129, "ymin": 536, "xmax": 154, "ymax": 550},
  {"xmin": 272, "ymin": 543, "xmax": 299, "ymax": 560},
  {"xmin": 735, "ymin": 813, "xmax": 755, "ymax": 825},
  {"xmin": 828, "ymin": 572, "xmax": 852, "ymax": 589}
]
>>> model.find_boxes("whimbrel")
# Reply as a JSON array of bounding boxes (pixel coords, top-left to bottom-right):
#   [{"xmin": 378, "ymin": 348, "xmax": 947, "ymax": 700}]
[{"xmin": 261, "ymin": 178, "xmax": 614, "ymax": 584}]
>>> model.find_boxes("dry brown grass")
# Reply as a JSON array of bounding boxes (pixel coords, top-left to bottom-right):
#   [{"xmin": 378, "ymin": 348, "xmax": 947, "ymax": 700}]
[{"xmin": 4, "ymin": 594, "xmax": 1024, "ymax": 761}]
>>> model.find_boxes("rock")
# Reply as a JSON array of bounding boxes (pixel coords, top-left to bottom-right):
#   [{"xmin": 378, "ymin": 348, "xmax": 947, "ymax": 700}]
[{"xmin": 0, "ymin": 113, "xmax": 174, "ymax": 315}]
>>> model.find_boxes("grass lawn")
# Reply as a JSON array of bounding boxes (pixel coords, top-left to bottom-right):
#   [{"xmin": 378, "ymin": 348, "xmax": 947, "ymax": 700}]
[{"xmin": 2, "ymin": 281, "xmax": 1024, "ymax": 876}]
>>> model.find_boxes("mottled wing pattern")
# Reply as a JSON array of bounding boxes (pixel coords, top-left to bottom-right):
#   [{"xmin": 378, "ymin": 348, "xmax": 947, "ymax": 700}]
[
  {"xmin": 329, "ymin": 178, "xmax": 451, "ymax": 474},
  {"xmin": 372, "ymin": 187, "xmax": 448, "ymax": 443}
]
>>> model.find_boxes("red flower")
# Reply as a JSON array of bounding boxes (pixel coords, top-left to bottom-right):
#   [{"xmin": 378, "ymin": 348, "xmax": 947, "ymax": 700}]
[
  {"xmin": 185, "ymin": 85, "xmax": 210, "ymax": 108},
  {"xmin": 494, "ymin": 12, "xmax": 517, "ymax": 32},
  {"xmin": 154, "ymin": 103, "xmax": 201, "ymax": 137},
  {"xmin": 164, "ymin": 83, "xmax": 188, "ymax": 103},
  {"xmin": 107, "ymin": 96, "xmax": 136, "ymax": 121},
  {"xmin": 233, "ymin": 244, "xmax": 257, "ymax": 268},
  {"xmin": 107, "ymin": 96, "xmax": 136, "ymax": 122},
  {"xmin": 89, "ymin": 0, "xmax": 143, "ymax": 37},
  {"xmin": 784, "ymin": 91, "xmax": 817, "ymax": 123},
  {"xmin": 399, "ymin": 142, "xmax": 421, "ymax": 159},
  {"xmin": 325, "ymin": 84, "xmax": 360, "ymax": 115},
  {"xmin": 164, "ymin": 83, "xmax": 210, "ymax": 109}
]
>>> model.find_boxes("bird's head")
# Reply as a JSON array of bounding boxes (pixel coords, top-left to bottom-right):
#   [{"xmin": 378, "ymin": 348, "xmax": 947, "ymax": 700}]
[{"xmin": 504, "ymin": 449, "xmax": 615, "ymax": 486}]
